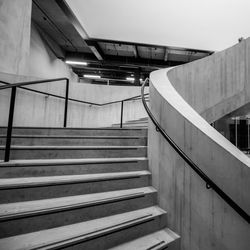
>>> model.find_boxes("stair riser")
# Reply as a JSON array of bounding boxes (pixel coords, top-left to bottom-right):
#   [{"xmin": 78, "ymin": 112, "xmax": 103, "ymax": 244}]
[
  {"xmin": 113, "ymin": 125, "xmax": 148, "ymax": 128},
  {"xmin": 0, "ymin": 137, "xmax": 147, "ymax": 146},
  {"xmin": 0, "ymin": 176, "xmax": 149, "ymax": 203},
  {"xmin": 63, "ymin": 213, "xmax": 167, "ymax": 250},
  {"xmin": 0, "ymin": 148, "xmax": 147, "ymax": 160},
  {"xmin": 0, "ymin": 128, "xmax": 147, "ymax": 137},
  {"xmin": 0, "ymin": 192, "xmax": 156, "ymax": 238},
  {"xmin": 0, "ymin": 161, "xmax": 148, "ymax": 178}
]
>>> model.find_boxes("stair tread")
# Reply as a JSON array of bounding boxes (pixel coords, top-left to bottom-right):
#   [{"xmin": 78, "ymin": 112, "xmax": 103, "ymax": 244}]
[
  {"xmin": 0, "ymin": 206, "xmax": 165, "ymax": 250},
  {"xmin": 0, "ymin": 126, "xmax": 147, "ymax": 131},
  {"xmin": 0, "ymin": 145, "xmax": 147, "ymax": 149},
  {"xmin": 0, "ymin": 135, "xmax": 147, "ymax": 139},
  {"xmin": 0, "ymin": 187, "xmax": 156, "ymax": 219},
  {"xmin": 109, "ymin": 228, "xmax": 180, "ymax": 250},
  {"xmin": 0, "ymin": 171, "xmax": 151, "ymax": 189},
  {"xmin": 0, "ymin": 157, "xmax": 148, "ymax": 166}
]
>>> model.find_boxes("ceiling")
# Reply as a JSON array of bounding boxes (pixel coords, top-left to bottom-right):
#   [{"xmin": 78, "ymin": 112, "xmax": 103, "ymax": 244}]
[
  {"xmin": 66, "ymin": 0, "xmax": 250, "ymax": 51},
  {"xmin": 32, "ymin": 0, "xmax": 213, "ymax": 86}
]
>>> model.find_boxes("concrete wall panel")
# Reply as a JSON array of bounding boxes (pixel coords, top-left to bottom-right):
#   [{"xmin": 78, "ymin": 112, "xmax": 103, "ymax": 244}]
[{"xmin": 149, "ymin": 39, "xmax": 250, "ymax": 250}]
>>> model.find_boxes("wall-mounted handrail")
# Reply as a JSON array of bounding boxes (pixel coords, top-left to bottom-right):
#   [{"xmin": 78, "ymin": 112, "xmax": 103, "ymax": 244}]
[
  {"xmin": 141, "ymin": 78, "xmax": 249, "ymax": 223},
  {"xmin": 0, "ymin": 80, "xmax": 149, "ymax": 106},
  {"xmin": 0, "ymin": 77, "xmax": 149, "ymax": 162}
]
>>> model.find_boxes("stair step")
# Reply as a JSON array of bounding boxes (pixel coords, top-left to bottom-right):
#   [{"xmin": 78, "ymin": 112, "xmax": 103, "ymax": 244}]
[
  {"xmin": 0, "ymin": 206, "xmax": 167, "ymax": 250},
  {"xmin": 113, "ymin": 124, "xmax": 148, "ymax": 128},
  {"xmin": 0, "ymin": 135, "xmax": 147, "ymax": 146},
  {"xmin": 0, "ymin": 127, "xmax": 148, "ymax": 136},
  {"xmin": 0, "ymin": 157, "xmax": 148, "ymax": 177},
  {"xmin": 109, "ymin": 228, "xmax": 180, "ymax": 250},
  {"xmin": 0, "ymin": 171, "xmax": 151, "ymax": 203},
  {"xmin": 0, "ymin": 146, "xmax": 147, "ymax": 160},
  {"xmin": 0, "ymin": 187, "xmax": 157, "ymax": 238}
]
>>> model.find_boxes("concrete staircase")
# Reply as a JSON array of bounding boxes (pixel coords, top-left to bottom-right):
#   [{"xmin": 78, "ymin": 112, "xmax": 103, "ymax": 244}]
[{"xmin": 0, "ymin": 126, "xmax": 179, "ymax": 249}]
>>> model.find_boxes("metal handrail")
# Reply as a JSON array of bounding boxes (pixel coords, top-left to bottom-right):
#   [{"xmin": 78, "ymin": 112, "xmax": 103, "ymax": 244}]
[
  {"xmin": 0, "ymin": 77, "xmax": 149, "ymax": 162},
  {"xmin": 0, "ymin": 80, "xmax": 148, "ymax": 106},
  {"xmin": 141, "ymin": 78, "xmax": 249, "ymax": 223}
]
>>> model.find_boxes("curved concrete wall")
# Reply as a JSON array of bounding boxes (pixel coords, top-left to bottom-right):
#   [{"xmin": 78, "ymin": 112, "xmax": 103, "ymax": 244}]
[
  {"xmin": 168, "ymin": 38, "xmax": 250, "ymax": 123},
  {"xmin": 149, "ymin": 40, "xmax": 250, "ymax": 250}
]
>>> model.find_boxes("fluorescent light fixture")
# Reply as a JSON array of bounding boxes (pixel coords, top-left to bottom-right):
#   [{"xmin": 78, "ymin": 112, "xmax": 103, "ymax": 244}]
[
  {"xmin": 126, "ymin": 77, "xmax": 135, "ymax": 81},
  {"xmin": 65, "ymin": 60, "xmax": 87, "ymax": 66},
  {"xmin": 83, "ymin": 74, "xmax": 101, "ymax": 79}
]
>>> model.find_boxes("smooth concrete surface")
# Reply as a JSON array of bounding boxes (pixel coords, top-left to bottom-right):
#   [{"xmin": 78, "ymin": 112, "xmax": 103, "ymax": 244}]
[
  {"xmin": 0, "ymin": 187, "xmax": 156, "ymax": 238},
  {"xmin": 0, "ymin": 125, "xmax": 179, "ymax": 248},
  {"xmin": 0, "ymin": 145, "xmax": 147, "ymax": 160},
  {"xmin": 0, "ymin": 206, "xmax": 166, "ymax": 250},
  {"xmin": 0, "ymin": 127, "xmax": 148, "ymax": 136},
  {"xmin": 149, "ymin": 39, "xmax": 250, "ymax": 250},
  {"xmin": 0, "ymin": 157, "xmax": 148, "ymax": 177},
  {"xmin": 168, "ymin": 38, "xmax": 250, "ymax": 124},
  {"xmin": 0, "ymin": 171, "xmax": 150, "ymax": 203},
  {"xmin": 110, "ymin": 228, "xmax": 180, "ymax": 250},
  {"xmin": 0, "ymin": 20, "xmax": 149, "ymax": 128},
  {"xmin": 0, "ymin": 75, "xmax": 148, "ymax": 128},
  {"xmin": 0, "ymin": 18, "xmax": 78, "ymax": 127},
  {"xmin": 0, "ymin": 135, "xmax": 147, "ymax": 146},
  {"xmin": 29, "ymin": 22, "xmax": 78, "ymax": 82},
  {"xmin": 0, "ymin": 0, "xmax": 31, "ymax": 75}
]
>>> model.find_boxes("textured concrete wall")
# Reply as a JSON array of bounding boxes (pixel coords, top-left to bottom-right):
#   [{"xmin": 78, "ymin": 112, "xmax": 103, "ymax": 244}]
[
  {"xmin": 0, "ymin": 75, "xmax": 148, "ymax": 127},
  {"xmin": 168, "ymin": 38, "xmax": 250, "ymax": 124},
  {"xmin": 67, "ymin": 83, "xmax": 148, "ymax": 127},
  {"xmin": 0, "ymin": 0, "xmax": 32, "ymax": 75},
  {"xmin": 149, "ymin": 40, "xmax": 250, "ymax": 250},
  {"xmin": 28, "ymin": 22, "xmax": 78, "ymax": 82}
]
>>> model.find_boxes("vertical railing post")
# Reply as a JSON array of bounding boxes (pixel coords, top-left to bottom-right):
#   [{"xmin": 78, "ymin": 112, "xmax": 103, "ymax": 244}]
[
  {"xmin": 64, "ymin": 79, "xmax": 69, "ymax": 127},
  {"xmin": 5, "ymin": 87, "xmax": 17, "ymax": 162},
  {"xmin": 120, "ymin": 101, "xmax": 124, "ymax": 128}
]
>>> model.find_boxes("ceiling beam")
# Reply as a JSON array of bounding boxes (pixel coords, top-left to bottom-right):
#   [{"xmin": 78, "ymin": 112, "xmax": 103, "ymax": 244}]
[
  {"xmin": 164, "ymin": 49, "xmax": 169, "ymax": 61},
  {"xmin": 91, "ymin": 38, "xmax": 214, "ymax": 55},
  {"xmin": 85, "ymin": 40, "xmax": 105, "ymax": 60},
  {"xmin": 55, "ymin": 0, "xmax": 89, "ymax": 40},
  {"xmin": 132, "ymin": 45, "xmax": 139, "ymax": 58},
  {"xmin": 66, "ymin": 52, "xmax": 186, "ymax": 69}
]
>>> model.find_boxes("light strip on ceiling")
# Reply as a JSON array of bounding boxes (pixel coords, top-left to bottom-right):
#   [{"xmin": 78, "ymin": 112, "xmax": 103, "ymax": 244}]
[
  {"xmin": 126, "ymin": 77, "xmax": 135, "ymax": 81},
  {"xmin": 65, "ymin": 60, "xmax": 88, "ymax": 66},
  {"xmin": 83, "ymin": 74, "xmax": 101, "ymax": 79}
]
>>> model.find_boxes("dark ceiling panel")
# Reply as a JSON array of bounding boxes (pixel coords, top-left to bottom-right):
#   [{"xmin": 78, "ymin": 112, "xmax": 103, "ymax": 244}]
[{"xmin": 32, "ymin": 0, "xmax": 91, "ymax": 53}]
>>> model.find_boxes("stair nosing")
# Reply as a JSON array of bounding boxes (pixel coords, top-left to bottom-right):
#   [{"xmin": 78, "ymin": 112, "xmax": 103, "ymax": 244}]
[
  {"xmin": 0, "ymin": 187, "xmax": 157, "ymax": 221},
  {"xmin": 0, "ymin": 206, "xmax": 165, "ymax": 250},
  {"xmin": 0, "ymin": 157, "xmax": 148, "ymax": 167},
  {"xmin": 0, "ymin": 171, "xmax": 151, "ymax": 189}
]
